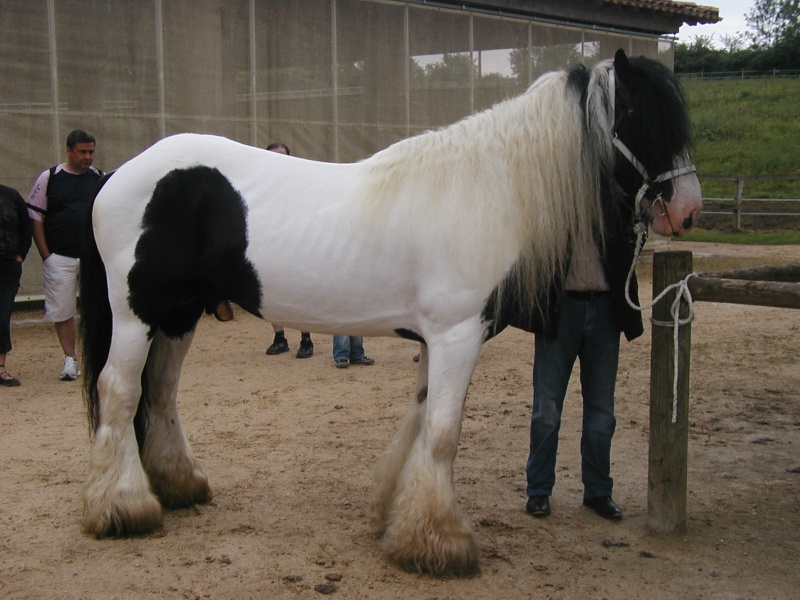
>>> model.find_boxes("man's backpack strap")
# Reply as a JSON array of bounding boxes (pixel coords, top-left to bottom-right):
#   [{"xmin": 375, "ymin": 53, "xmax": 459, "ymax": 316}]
[{"xmin": 45, "ymin": 165, "xmax": 58, "ymax": 198}]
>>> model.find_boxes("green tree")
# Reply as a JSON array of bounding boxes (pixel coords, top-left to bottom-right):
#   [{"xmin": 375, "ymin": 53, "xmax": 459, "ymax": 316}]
[
  {"xmin": 424, "ymin": 53, "xmax": 478, "ymax": 83},
  {"xmin": 746, "ymin": 0, "xmax": 800, "ymax": 48}
]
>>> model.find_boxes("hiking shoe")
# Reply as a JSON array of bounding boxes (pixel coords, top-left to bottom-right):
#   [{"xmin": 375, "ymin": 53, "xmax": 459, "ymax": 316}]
[
  {"xmin": 296, "ymin": 338, "xmax": 314, "ymax": 358},
  {"xmin": 266, "ymin": 336, "xmax": 289, "ymax": 355},
  {"xmin": 60, "ymin": 356, "xmax": 80, "ymax": 381},
  {"xmin": 350, "ymin": 356, "xmax": 375, "ymax": 366}
]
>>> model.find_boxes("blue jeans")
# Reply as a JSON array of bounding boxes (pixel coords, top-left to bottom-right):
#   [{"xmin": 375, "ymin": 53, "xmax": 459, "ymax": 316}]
[
  {"xmin": 332, "ymin": 336, "xmax": 366, "ymax": 362},
  {"xmin": 526, "ymin": 295, "xmax": 620, "ymax": 499}
]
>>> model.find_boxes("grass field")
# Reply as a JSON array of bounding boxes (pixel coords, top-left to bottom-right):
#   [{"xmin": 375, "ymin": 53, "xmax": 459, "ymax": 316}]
[
  {"xmin": 682, "ymin": 77, "xmax": 800, "ymax": 200},
  {"xmin": 679, "ymin": 229, "xmax": 800, "ymax": 245},
  {"xmin": 680, "ymin": 77, "xmax": 800, "ymax": 232}
]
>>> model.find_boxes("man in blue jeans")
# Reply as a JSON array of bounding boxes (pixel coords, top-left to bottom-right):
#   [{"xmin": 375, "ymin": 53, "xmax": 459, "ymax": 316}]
[
  {"xmin": 525, "ymin": 221, "xmax": 644, "ymax": 520},
  {"xmin": 332, "ymin": 336, "xmax": 375, "ymax": 369}
]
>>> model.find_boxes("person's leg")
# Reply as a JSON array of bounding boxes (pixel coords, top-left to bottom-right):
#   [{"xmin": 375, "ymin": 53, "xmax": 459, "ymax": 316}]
[
  {"xmin": 348, "ymin": 336, "xmax": 375, "ymax": 365},
  {"xmin": 349, "ymin": 336, "xmax": 364, "ymax": 360},
  {"xmin": 332, "ymin": 335, "xmax": 350, "ymax": 365},
  {"xmin": 55, "ymin": 316, "xmax": 78, "ymax": 358},
  {"xmin": 296, "ymin": 331, "xmax": 313, "ymax": 358},
  {"xmin": 578, "ymin": 296, "xmax": 620, "ymax": 500},
  {"xmin": 42, "ymin": 254, "xmax": 80, "ymax": 379},
  {"xmin": 526, "ymin": 298, "xmax": 584, "ymax": 499},
  {"xmin": 0, "ymin": 260, "xmax": 20, "ymax": 385},
  {"xmin": 0, "ymin": 260, "xmax": 19, "ymax": 355}
]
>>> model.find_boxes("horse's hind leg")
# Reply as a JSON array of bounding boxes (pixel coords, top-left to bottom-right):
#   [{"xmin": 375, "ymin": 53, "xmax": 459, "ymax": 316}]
[
  {"xmin": 379, "ymin": 325, "xmax": 482, "ymax": 577},
  {"xmin": 83, "ymin": 319, "xmax": 162, "ymax": 537},
  {"xmin": 372, "ymin": 343, "xmax": 428, "ymax": 531},
  {"xmin": 141, "ymin": 328, "xmax": 211, "ymax": 508}
]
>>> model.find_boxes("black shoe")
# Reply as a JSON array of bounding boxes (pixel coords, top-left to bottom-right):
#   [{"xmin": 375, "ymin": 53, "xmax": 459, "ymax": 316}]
[
  {"xmin": 350, "ymin": 356, "xmax": 375, "ymax": 366},
  {"xmin": 583, "ymin": 496, "xmax": 622, "ymax": 519},
  {"xmin": 266, "ymin": 336, "xmax": 289, "ymax": 355},
  {"xmin": 335, "ymin": 358, "xmax": 349, "ymax": 369},
  {"xmin": 296, "ymin": 338, "xmax": 314, "ymax": 358},
  {"xmin": 526, "ymin": 495, "xmax": 551, "ymax": 517}
]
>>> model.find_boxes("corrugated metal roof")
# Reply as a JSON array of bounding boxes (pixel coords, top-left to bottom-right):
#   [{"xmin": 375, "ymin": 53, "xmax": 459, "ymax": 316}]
[{"xmin": 604, "ymin": 0, "xmax": 721, "ymax": 25}]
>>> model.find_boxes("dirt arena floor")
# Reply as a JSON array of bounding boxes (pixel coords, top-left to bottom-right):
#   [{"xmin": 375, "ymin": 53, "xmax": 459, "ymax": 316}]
[{"xmin": 1, "ymin": 241, "xmax": 798, "ymax": 599}]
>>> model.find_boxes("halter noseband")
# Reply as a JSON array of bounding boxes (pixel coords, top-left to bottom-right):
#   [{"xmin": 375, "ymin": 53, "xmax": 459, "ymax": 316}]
[{"xmin": 608, "ymin": 68, "xmax": 697, "ymax": 230}]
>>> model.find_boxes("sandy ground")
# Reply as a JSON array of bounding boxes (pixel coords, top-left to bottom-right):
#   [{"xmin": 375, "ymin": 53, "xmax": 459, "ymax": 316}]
[{"xmin": 1, "ymin": 241, "xmax": 798, "ymax": 599}]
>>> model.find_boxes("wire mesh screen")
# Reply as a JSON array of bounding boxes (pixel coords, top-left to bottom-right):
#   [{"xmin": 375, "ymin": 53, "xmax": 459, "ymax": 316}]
[{"xmin": 0, "ymin": 0, "xmax": 673, "ymax": 298}]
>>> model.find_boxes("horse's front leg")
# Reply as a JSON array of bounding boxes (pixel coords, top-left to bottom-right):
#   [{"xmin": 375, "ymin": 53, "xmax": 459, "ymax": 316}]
[
  {"xmin": 82, "ymin": 320, "xmax": 162, "ymax": 537},
  {"xmin": 380, "ymin": 323, "xmax": 482, "ymax": 577},
  {"xmin": 141, "ymin": 328, "xmax": 211, "ymax": 508}
]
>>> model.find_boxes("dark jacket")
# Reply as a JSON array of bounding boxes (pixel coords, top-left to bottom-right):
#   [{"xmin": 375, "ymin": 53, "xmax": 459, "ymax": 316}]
[
  {"xmin": 489, "ymin": 216, "xmax": 644, "ymax": 343},
  {"xmin": 0, "ymin": 184, "xmax": 33, "ymax": 261},
  {"xmin": 529, "ymin": 230, "xmax": 645, "ymax": 342}
]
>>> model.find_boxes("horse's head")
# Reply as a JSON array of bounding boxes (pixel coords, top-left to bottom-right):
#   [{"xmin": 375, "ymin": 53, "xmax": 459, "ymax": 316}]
[{"xmin": 611, "ymin": 49, "xmax": 702, "ymax": 237}]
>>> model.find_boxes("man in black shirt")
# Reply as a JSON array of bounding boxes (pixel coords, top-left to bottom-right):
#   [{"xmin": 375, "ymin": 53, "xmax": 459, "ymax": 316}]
[{"xmin": 27, "ymin": 129, "xmax": 103, "ymax": 381}]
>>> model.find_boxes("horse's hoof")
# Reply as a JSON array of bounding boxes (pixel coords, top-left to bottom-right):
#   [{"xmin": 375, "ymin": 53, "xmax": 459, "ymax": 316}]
[
  {"xmin": 155, "ymin": 479, "xmax": 212, "ymax": 509},
  {"xmin": 383, "ymin": 527, "xmax": 480, "ymax": 578},
  {"xmin": 148, "ymin": 466, "xmax": 212, "ymax": 509},
  {"xmin": 82, "ymin": 494, "xmax": 164, "ymax": 538}
]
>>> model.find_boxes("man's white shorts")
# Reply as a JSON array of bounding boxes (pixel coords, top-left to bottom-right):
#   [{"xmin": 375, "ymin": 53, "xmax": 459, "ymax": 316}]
[{"xmin": 43, "ymin": 253, "xmax": 79, "ymax": 323}]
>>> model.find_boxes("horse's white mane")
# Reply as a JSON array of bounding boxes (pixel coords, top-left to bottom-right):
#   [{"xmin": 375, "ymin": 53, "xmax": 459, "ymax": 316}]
[{"xmin": 359, "ymin": 60, "xmax": 617, "ymax": 313}]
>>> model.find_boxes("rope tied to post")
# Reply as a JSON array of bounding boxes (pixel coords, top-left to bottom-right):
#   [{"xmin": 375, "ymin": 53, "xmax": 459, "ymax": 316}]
[{"xmin": 625, "ymin": 224, "xmax": 696, "ymax": 423}]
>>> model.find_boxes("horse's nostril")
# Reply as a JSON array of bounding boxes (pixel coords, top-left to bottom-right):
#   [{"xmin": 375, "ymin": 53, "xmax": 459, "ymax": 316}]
[{"xmin": 682, "ymin": 215, "xmax": 693, "ymax": 230}]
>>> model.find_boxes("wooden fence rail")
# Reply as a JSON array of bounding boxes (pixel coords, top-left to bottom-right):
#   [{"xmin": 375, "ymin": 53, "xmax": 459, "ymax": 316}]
[
  {"xmin": 698, "ymin": 174, "xmax": 800, "ymax": 231},
  {"xmin": 647, "ymin": 253, "xmax": 800, "ymax": 532}
]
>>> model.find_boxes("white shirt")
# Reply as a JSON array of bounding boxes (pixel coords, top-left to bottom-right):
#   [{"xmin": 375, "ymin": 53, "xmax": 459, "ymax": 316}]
[{"xmin": 564, "ymin": 234, "xmax": 610, "ymax": 292}]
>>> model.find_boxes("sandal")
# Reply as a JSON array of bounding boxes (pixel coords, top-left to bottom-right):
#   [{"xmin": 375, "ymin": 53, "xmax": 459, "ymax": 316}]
[{"xmin": 0, "ymin": 370, "xmax": 20, "ymax": 387}]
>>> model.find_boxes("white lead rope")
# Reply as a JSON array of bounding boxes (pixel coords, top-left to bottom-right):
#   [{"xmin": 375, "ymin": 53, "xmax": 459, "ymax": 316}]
[
  {"xmin": 625, "ymin": 225, "xmax": 696, "ymax": 423},
  {"xmin": 611, "ymin": 63, "xmax": 699, "ymax": 424}
]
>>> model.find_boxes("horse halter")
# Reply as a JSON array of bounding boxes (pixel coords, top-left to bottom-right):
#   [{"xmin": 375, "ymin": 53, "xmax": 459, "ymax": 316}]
[{"xmin": 608, "ymin": 68, "xmax": 697, "ymax": 231}]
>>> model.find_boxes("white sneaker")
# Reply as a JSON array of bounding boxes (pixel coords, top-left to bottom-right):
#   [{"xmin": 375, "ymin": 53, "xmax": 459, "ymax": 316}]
[{"xmin": 60, "ymin": 356, "xmax": 80, "ymax": 381}]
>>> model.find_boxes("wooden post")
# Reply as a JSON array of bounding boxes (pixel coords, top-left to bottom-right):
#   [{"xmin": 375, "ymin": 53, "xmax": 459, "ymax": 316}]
[
  {"xmin": 648, "ymin": 251, "xmax": 692, "ymax": 533},
  {"xmin": 732, "ymin": 177, "xmax": 744, "ymax": 232}
]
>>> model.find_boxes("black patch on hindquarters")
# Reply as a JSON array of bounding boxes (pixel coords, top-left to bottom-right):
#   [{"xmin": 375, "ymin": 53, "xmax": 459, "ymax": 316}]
[
  {"xmin": 127, "ymin": 166, "xmax": 263, "ymax": 339},
  {"xmin": 395, "ymin": 328, "xmax": 425, "ymax": 344}
]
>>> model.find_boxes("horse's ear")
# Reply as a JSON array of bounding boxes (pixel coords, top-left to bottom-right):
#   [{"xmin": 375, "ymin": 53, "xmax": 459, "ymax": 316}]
[
  {"xmin": 614, "ymin": 48, "xmax": 642, "ymax": 90},
  {"xmin": 613, "ymin": 49, "xmax": 631, "ymax": 80}
]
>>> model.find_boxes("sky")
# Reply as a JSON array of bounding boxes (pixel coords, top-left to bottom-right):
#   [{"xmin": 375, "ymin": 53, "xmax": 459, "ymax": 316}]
[{"xmin": 676, "ymin": 0, "xmax": 755, "ymax": 46}]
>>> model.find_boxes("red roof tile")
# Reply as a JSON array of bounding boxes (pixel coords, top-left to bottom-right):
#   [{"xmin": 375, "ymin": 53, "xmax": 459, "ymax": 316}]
[{"xmin": 604, "ymin": 0, "xmax": 721, "ymax": 25}]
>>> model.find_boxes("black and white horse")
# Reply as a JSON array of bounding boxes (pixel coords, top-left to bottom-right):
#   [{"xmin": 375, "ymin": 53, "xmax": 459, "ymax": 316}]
[{"xmin": 79, "ymin": 50, "xmax": 701, "ymax": 576}]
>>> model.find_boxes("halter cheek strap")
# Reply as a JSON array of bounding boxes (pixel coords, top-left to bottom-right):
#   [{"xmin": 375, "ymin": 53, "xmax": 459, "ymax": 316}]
[{"xmin": 613, "ymin": 136, "xmax": 697, "ymax": 219}]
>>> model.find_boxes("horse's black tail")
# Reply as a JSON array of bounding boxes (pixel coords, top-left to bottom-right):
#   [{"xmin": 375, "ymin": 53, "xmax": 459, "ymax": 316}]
[{"xmin": 80, "ymin": 172, "xmax": 115, "ymax": 434}]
